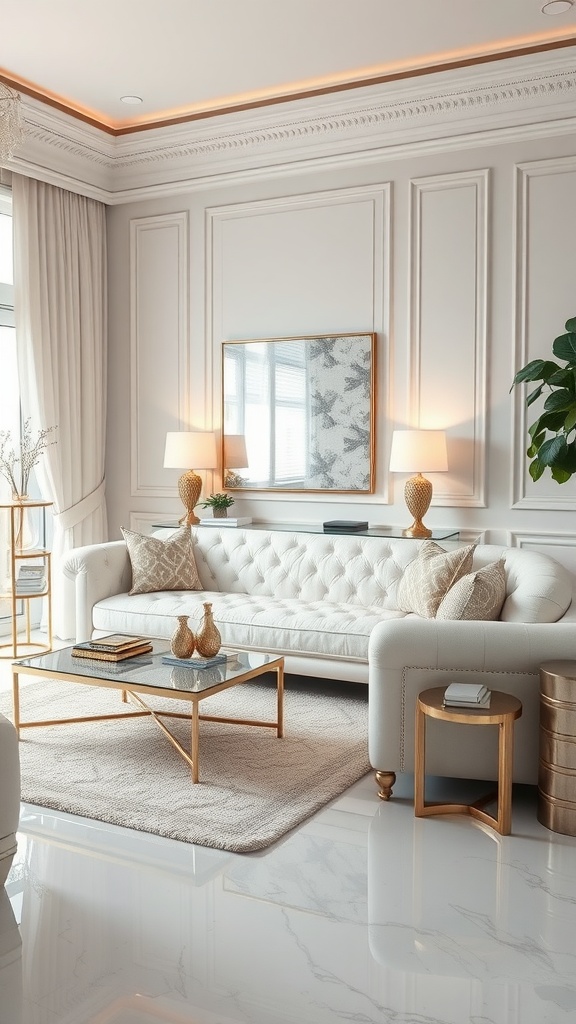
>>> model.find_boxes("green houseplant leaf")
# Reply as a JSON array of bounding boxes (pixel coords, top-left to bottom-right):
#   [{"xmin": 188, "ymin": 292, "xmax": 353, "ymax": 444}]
[{"xmin": 511, "ymin": 317, "xmax": 576, "ymax": 485}]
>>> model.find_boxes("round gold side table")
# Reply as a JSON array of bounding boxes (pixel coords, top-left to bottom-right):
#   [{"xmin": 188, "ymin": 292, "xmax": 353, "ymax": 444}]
[
  {"xmin": 414, "ymin": 687, "xmax": 522, "ymax": 836},
  {"xmin": 538, "ymin": 661, "xmax": 576, "ymax": 837}
]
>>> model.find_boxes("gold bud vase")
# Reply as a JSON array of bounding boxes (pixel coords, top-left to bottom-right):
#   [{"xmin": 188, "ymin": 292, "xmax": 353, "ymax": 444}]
[
  {"xmin": 170, "ymin": 615, "xmax": 196, "ymax": 659},
  {"xmin": 195, "ymin": 601, "xmax": 221, "ymax": 658}
]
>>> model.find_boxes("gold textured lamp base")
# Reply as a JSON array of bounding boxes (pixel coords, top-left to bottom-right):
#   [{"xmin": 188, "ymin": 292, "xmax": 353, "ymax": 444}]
[
  {"xmin": 402, "ymin": 473, "xmax": 433, "ymax": 538},
  {"xmin": 178, "ymin": 470, "xmax": 202, "ymax": 526}
]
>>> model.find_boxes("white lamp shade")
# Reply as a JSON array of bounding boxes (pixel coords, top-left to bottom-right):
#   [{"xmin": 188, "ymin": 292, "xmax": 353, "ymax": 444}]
[
  {"xmin": 224, "ymin": 434, "xmax": 248, "ymax": 468},
  {"xmin": 389, "ymin": 430, "xmax": 448, "ymax": 474},
  {"xmin": 163, "ymin": 431, "xmax": 217, "ymax": 470}
]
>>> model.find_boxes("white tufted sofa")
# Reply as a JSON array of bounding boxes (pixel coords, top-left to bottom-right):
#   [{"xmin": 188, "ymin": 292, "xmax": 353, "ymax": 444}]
[{"xmin": 62, "ymin": 527, "xmax": 576, "ymax": 794}]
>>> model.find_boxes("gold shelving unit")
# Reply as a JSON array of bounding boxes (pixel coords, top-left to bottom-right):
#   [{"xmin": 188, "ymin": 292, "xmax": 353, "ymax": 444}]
[{"xmin": 0, "ymin": 498, "xmax": 53, "ymax": 659}]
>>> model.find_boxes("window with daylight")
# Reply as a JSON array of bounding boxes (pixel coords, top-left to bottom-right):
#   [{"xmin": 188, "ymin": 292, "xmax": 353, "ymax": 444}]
[
  {"xmin": 0, "ymin": 189, "xmax": 19, "ymax": 476},
  {"xmin": 0, "ymin": 191, "xmax": 21, "ymax": 629}
]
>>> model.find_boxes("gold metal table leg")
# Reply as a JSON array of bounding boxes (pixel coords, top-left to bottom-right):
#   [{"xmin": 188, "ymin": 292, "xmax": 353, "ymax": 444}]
[
  {"xmin": 12, "ymin": 668, "xmax": 20, "ymax": 737},
  {"xmin": 497, "ymin": 716, "xmax": 514, "ymax": 835},
  {"xmin": 276, "ymin": 662, "xmax": 284, "ymax": 738},
  {"xmin": 414, "ymin": 703, "xmax": 425, "ymax": 816},
  {"xmin": 191, "ymin": 702, "xmax": 200, "ymax": 784}
]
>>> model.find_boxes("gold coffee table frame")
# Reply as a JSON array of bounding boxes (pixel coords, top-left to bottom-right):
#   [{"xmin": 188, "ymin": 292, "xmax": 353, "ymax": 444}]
[
  {"xmin": 12, "ymin": 643, "xmax": 284, "ymax": 784},
  {"xmin": 415, "ymin": 687, "xmax": 522, "ymax": 835}
]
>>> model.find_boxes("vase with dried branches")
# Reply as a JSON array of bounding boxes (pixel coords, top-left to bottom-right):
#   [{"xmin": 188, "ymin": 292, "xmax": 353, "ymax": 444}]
[
  {"xmin": 0, "ymin": 420, "xmax": 57, "ymax": 549},
  {"xmin": 0, "ymin": 419, "xmax": 57, "ymax": 500}
]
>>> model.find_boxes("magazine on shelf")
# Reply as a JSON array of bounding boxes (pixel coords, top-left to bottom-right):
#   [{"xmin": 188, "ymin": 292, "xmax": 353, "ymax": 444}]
[
  {"xmin": 17, "ymin": 565, "xmax": 45, "ymax": 577},
  {"xmin": 15, "ymin": 582, "xmax": 46, "ymax": 594},
  {"xmin": 15, "ymin": 565, "xmax": 46, "ymax": 593}
]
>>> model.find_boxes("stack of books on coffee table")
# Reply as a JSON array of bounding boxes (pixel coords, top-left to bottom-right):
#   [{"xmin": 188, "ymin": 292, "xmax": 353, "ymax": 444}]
[
  {"xmin": 71, "ymin": 634, "xmax": 153, "ymax": 661},
  {"xmin": 443, "ymin": 682, "xmax": 491, "ymax": 709}
]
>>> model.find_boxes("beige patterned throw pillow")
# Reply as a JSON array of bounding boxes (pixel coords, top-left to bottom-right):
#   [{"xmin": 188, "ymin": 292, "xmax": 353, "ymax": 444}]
[
  {"xmin": 436, "ymin": 558, "xmax": 506, "ymax": 621},
  {"xmin": 397, "ymin": 541, "xmax": 475, "ymax": 618},
  {"xmin": 121, "ymin": 526, "xmax": 203, "ymax": 595}
]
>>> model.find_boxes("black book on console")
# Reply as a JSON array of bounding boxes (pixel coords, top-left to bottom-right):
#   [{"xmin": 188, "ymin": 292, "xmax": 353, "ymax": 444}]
[{"xmin": 323, "ymin": 520, "xmax": 369, "ymax": 532}]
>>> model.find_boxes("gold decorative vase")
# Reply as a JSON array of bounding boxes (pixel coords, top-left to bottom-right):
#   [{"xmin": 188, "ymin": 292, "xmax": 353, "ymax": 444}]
[
  {"xmin": 195, "ymin": 602, "xmax": 221, "ymax": 658},
  {"xmin": 213, "ymin": 508, "xmax": 228, "ymax": 518},
  {"xmin": 170, "ymin": 615, "xmax": 196, "ymax": 659}
]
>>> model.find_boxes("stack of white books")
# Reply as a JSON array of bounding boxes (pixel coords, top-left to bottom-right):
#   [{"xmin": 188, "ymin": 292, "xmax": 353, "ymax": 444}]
[
  {"xmin": 15, "ymin": 564, "xmax": 46, "ymax": 595},
  {"xmin": 443, "ymin": 682, "xmax": 491, "ymax": 709}
]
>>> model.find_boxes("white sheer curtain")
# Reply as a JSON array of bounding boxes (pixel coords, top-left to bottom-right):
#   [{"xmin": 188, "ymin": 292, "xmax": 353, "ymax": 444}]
[{"xmin": 12, "ymin": 175, "xmax": 108, "ymax": 639}]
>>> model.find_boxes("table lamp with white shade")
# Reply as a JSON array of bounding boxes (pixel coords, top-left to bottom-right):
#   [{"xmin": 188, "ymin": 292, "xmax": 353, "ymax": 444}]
[
  {"xmin": 223, "ymin": 434, "xmax": 249, "ymax": 487},
  {"xmin": 163, "ymin": 431, "xmax": 218, "ymax": 526},
  {"xmin": 389, "ymin": 429, "xmax": 448, "ymax": 538}
]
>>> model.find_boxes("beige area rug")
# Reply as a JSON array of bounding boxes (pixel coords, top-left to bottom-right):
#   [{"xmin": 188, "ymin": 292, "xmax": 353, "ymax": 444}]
[{"xmin": 2, "ymin": 678, "xmax": 370, "ymax": 853}]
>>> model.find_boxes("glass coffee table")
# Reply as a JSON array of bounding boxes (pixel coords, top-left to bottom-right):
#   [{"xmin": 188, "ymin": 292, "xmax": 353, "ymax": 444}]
[{"xmin": 12, "ymin": 640, "xmax": 284, "ymax": 783}]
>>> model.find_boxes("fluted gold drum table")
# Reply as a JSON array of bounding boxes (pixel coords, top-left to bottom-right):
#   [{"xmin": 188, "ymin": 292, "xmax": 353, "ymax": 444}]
[
  {"xmin": 538, "ymin": 661, "xmax": 576, "ymax": 837},
  {"xmin": 414, "ymin": 687, "xmax": 522, "ymax": 835}
]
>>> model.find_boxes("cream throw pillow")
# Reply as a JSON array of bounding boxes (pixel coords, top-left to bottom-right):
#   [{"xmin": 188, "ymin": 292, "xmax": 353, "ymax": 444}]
[
  {"xmin": 121, "ymin": 526, "xmax": 203, "ymax": 595},
  {"xmin": 436, "ymin": 558, "xmax": 506, "ymax": 621},
  {"xmin": 397, "ymin": 541, "xmax": 475, "ymax": 618}
]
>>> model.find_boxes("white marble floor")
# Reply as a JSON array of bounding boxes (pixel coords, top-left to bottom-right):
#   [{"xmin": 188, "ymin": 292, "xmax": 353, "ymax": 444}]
[{"xmin": 2, "ymin": 657, "xmax": 576, "ymax": 1024}]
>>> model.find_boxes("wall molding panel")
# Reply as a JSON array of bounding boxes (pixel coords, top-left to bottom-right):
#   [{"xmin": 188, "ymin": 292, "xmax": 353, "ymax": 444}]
[
  {"xmin": 129, "ymin": 512, "xmax": 175, "ymax": 535},
  {"xmin": 130, "ymin": 211, "xmax": 189, "ymax": 498},
  {"xmin": 409, "ymin": 168, "xmax": 488, "ymax": 508},
  {"xmin": 507, "ymin": 529, "xmax": 576, "ymax": 574},
  {"xmin": 512, "ymin": 154, "xmax": 576, "ymax": 511},
  {"xmin": 206, "ymin": 182, "xmax": 391, "ymax": 502}
]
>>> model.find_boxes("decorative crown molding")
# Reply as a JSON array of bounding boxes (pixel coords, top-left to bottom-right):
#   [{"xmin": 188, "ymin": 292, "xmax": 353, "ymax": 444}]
[{"xmin": 7, "ymin": 50, "xmax": 576, "ymax": 204}]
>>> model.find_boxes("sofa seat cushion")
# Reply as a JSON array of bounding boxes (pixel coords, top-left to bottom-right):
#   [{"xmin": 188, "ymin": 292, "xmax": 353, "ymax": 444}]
[{"xmin": 92, "ymin": 590, "xmax": 405, "ymax": 662}]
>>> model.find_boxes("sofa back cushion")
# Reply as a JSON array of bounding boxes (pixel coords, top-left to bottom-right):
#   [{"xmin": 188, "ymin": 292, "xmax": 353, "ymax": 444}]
[
  {"xmin": 184, "ymin": 528, "xmax": 573, "ymax": 623},
  {"xmin": 191, "ymin": 528, "xmax": 425, "ymax": 610}
]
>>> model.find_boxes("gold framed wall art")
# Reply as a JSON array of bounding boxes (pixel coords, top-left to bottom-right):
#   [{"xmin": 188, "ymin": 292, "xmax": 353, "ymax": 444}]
[{"xmin": 222, "ymin": 332, "xmax": 376, "ymax": 493}]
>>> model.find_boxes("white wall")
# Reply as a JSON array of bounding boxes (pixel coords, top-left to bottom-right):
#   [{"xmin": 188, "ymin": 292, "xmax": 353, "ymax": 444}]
[{"xmin": 105, "ymin": 114, "xmax": 576, "ymax": 568}]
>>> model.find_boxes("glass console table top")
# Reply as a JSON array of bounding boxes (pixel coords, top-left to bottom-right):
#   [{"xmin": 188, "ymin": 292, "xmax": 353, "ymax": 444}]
[{"xmin": 152, "ymin": 521, "xmax": 460, "ymax": 541}]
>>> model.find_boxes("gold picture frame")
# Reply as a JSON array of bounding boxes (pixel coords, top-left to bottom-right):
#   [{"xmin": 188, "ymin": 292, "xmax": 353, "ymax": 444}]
[{"xmin": 222, "ymin": 332, "xmax": 376, "ymax": 493}]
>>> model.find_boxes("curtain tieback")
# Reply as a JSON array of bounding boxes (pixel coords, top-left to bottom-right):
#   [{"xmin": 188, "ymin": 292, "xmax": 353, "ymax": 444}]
[{"xmin": 54, "ymin": 479, "xmax": 106, "ymax": 532}]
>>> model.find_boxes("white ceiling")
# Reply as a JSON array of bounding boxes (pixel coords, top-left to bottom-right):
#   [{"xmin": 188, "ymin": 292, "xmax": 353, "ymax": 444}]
[{"xmin": 3, "ymin": 0, "xmax": 576, "ymax": 133}]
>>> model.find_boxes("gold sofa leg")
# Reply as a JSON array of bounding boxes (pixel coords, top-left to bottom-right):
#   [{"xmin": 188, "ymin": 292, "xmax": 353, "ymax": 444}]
[{"xmin": 375, "ymin": 770, "xmax": 396, "ymax": 800}]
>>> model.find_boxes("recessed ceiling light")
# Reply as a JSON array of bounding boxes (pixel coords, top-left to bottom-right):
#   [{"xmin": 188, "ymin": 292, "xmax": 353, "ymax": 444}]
[
  {"xmin": 542, "ymin": 0, "xmax": 574, "ymax": 14},
  {"xmin": 120, "ymin": 95, "xmax": 143, "ymax": 105}
]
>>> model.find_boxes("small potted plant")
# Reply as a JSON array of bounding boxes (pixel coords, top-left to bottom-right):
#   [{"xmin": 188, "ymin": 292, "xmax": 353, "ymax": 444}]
[{"xmin": 200, "ymin": 492, "xmax": 235, "ymax": 518}]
